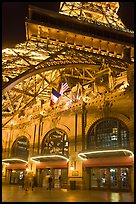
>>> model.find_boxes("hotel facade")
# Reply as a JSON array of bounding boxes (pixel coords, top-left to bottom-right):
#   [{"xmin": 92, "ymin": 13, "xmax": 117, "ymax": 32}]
[{"xmin": 2, "ymin": 2, "xmax": 134, "ymax": 192}]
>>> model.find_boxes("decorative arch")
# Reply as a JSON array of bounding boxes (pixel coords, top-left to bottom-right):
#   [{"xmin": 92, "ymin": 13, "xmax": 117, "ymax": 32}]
[
  {"xmin": 86, "ymin": 111, "xmax": 131, "ymax": 137},
  {"xmin": 41, "ymin": 128, "xmax": 69, "ymax": 157},
  {"xmin": 87, "ymin": 117, "xmax": 130, "ymax": 149},
  {"xmin": 11, "ymin": 136, "xmax": 30, "ymax": 160},
  {"xmin": 15, "ymin": 131, "xmax": 32, "ymax": 141}
]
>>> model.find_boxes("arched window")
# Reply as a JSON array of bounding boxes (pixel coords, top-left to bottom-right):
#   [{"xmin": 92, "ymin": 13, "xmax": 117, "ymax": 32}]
[
  {"xmin": 11, "ymin": 136, "xmax": 30, "ymax": 160},
  {"xmin": 87, "ymin": 118, "xmax": 129, "ymax": 149},
  {"xmin": 41, "ymin": 128, "xmax": 69, "ymax": 157}
]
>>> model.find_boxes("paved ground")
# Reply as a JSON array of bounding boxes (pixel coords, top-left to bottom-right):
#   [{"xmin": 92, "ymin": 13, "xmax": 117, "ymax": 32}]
[{"xmin": 2, "ymin": 184, "xmax": 134, "ymax": 202}]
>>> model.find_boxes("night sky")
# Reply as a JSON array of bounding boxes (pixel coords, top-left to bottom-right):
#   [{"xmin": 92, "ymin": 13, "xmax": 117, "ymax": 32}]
[{"xmin": 2, "ymin": 2, "xmax": 134, "ymax": 49}]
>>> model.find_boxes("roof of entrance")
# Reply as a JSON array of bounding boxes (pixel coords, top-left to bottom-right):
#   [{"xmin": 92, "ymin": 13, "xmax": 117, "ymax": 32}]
[
  {"xmin": 78, "ymin": 149, "xmax": 134, "ymax": 160},
  {"xmin": 2, "ymin": 158, "xmax": 28, "ymax": 165},
  {"xmin": 30, "ymin": 154, "xmax": 69, "ymax": 163}
]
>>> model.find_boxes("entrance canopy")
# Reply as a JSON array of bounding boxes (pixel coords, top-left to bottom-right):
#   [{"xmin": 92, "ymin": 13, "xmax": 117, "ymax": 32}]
[
  {"xmin": 30, "ymin": 154, "xmax": 69, "ymax": 163},
  {"xmin": 2, "ymin": 158, "xmax": 28, "ymax": 165},
  {"xmin": 78, "ymin": 149, "xmax": 134, "ymax": 160}
]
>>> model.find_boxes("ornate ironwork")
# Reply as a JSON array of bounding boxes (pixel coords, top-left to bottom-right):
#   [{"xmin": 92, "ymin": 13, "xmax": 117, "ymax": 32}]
[
  {"xmin": 59, "ymin": 2, "xmax": 131, "ymax": 32},
  {"xmin": 2, "ymin": 2, "xmax": 133, "ymax": 128}
]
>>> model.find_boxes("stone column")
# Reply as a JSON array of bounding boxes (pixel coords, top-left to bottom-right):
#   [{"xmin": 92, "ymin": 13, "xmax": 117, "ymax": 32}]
[
  {"xmin": 6, "ymin": 169, "xmax": 11, "ymax": 184},
  {"xmin": 31, "ymin": 163, "xmax": 37, "ymax": 175},
  {"xmin": 2, "ymin": 164, "xmax": 7, "ymax": 184},
  {"xmin": 68, "ymin": 154, "xmax": 83, "ymax": 190},
  {"xmin": 37, "ymin": 169, "xmax": 40, "ymax": 187}
]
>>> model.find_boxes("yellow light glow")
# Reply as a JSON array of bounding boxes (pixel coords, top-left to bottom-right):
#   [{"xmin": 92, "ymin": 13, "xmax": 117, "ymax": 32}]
[
  {"xmin": 10, "ymin": 121, "xmax": 14, "ymax": 125},
  {"xmin": 40, "ymin": 111, "xmax": 44, "ymax": 115},
  {"xmin": 30, "ymin": 158, "xmax": 40, "ymax": 164},
  {"xmin": 26, "ymin": 168, "xmax": 31, "ymax": 172},
  {"xmin": 70, "ymin": 166, "xmax": 74, "ymax": 171},
  {"xmin": 2, "ymin": 158, "xmax": 28, "ymax": 164},
  {"xmin": 78, "ymin": 149, "xmax": 134, "ymax": 161},
  {"xmin": 2, "ymin": 162, "xmax": 10, "ymax": 166},
  {"xmin": 30, "ymin": 154, "xmax": 69, "ymax": 163}
]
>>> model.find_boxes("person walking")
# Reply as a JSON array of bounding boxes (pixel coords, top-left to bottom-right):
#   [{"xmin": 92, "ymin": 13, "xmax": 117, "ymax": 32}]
[
  {"xmin": 48, "ymin": 175, "xmax": 53, "ymax": 190},
  {"xmin": 22, "ymin": 173, "xmax": 25, "ymax": 189},
  {"xmin": 45, "ymin": 174, "xmax": 49, "ymax": 190},
  {"xmin": 59, "ymin": 175, "xmax": 62, "ymax": 188},
  {"xmin": 24, "ymin": 172, "xmax": 33, "ymax": 191},
  {"xmin": 31, "ymin": 173, "xmax": 34, "ymax": 191},
  {"xmin": 24, "ymin": 173, "xmax": 29, "ymax": 191}
]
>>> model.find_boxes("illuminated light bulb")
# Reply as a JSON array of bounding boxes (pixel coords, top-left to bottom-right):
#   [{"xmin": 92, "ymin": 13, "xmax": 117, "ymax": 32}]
[
  {"xmin": 40, "ymin": 111, "xmax": 44, "ymax": 115},
  {"xmin": 70, "ymin": 166, "xmax": 74, "ymax": 171}
]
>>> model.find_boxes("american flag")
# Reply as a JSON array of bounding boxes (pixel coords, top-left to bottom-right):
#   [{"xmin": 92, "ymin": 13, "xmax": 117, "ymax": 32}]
[{"xmin": 59, "ymin": 79, "xmax": 70, "ymax": 95}]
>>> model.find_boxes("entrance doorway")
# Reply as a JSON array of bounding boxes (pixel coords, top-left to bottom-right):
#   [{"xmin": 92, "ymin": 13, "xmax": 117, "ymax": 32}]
[
  {"xmin": 10, "ymin": 170, "xmax": 25, "ymax": 185},
  {"xmin": 37, "ymin": 168, "xmax": 68, "ymax": 189},
  {"xmin": 89, "ymin": 167, "xmax": 131, "ymax": 191}
]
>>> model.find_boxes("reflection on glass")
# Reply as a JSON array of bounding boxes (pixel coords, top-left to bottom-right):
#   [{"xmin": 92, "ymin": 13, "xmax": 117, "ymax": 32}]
[
  {"xmin": 19, "ymin": 171, "xmax": 23, "ymax": 180},
  {"xmin": 91, "ymin": 168, "xmax": 98, "ymax": 187},
  {"xmin": 110, "ymin": 168, "xmax": 118, "ymax": 188},
  {"xmin": 90, "ymin": 167, "xmax": 130, "ymax": 191},
  {"xmin": 99, "ymin": 168, "xmax": 108, "ymax": 188},
  {"xmin": 110, "ymin": 193, "xmax": 120, "ymax": 202},
  {"xmin": 87, "ymin": 119, "xmax": 130, "ymax": 149},
  {"xmin": 120, "ymin": 168, "xmax": 129, "ymax": 189},
  {"xmin": 54, "ymin": 169, "xmax": 61, "ymax": 189}
]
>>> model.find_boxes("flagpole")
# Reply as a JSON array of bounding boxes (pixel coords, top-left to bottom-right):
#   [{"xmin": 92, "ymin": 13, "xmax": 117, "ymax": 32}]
[{"xmin": 76, "ymin": 83, "xmax": 79, "ymax": 102}]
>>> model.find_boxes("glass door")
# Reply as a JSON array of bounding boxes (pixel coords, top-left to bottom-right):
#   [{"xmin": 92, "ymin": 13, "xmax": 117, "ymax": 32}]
[
  {"xmin": 53, "ymin": 168, "xmax": 68, "ymax": 189},
  {"xmin": 120, "ymin": 167, "xmax": 130, "ymax": 190},
  {"xmin": 54, "ymin": 169, "xmax": 61, "ymax": 189},
  {"xmin": 91, "ymin": 168, "xmax": 109, "ymax": 189},
  {"xmin": 18, "ymin": 171, "xmax": 24, "ymax": 185},
  {"xmin": 110, "ymin": 168, "xmax": 118, "ymax": 190},
  {"xmin": 91, "ymin": 168, "xmax": 98, "ymax": 188},
  {"xmin": 10, "ymin": 170, "xmax": 20, "ymax": 184},
  {"xmin": 99, "ymin": 168, "xmax": 108, "ymax": 189},
  {"xmin": 61, "ymin": 168, "xmax": 68, "ymax": 189},
  {"xmin": 90, "ymin": 167, "xmax": 131, "ymax": 191}
]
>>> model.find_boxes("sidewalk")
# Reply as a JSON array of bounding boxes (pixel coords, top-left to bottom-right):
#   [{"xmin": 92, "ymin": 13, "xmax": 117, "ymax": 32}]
[{"xmin": 2, "ymin": 184, "xmax": 134, "ymax": 202}]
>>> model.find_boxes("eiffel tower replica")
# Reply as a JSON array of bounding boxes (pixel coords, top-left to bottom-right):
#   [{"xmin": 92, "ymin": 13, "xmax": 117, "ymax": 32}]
[
  {"xmin": 2, "ymin": 2, "xmax": 134, "ymax": 128},
  {"xmin": 2, "ymin": 2, "xmax": 134, "ymax": 191}
]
